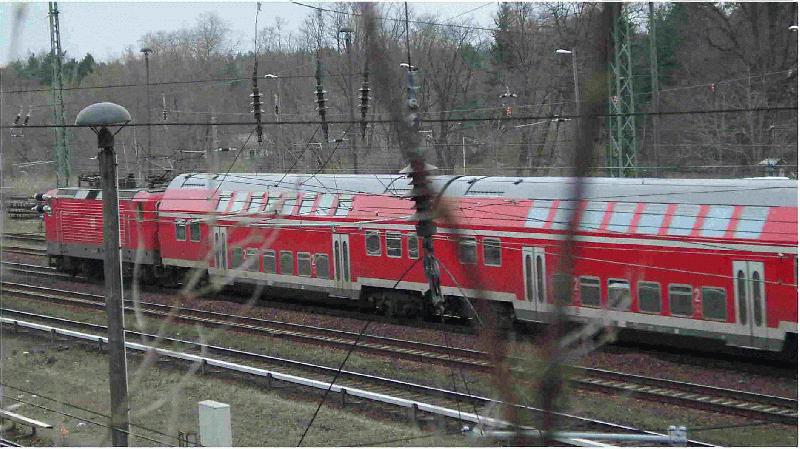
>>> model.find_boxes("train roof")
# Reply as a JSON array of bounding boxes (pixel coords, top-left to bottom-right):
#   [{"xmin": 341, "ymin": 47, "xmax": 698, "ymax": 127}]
[{"xmin": 168, "ymin": 173, "xmax": 798, "ymax": 207}]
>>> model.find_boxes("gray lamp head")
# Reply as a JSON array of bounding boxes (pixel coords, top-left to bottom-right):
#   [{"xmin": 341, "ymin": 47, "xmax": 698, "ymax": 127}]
[{"xmin": 75, "ymin": 102, "xmax": 131, "ymax": 128}]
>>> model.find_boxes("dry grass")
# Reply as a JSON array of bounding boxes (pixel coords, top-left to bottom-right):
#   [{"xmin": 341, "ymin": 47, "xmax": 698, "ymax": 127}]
[{"xmin": 0, "ymin": 332, "xmax": 468, "ymax": 446}]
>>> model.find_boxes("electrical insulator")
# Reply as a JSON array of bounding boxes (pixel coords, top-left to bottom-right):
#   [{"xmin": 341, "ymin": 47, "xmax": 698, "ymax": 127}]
[
  {"xmin": 12, "ymin": 109, "xmax": 21, "ymax": 126},
  {"xmin": 251, "ymin": 87, "xmax": 264, "ymax": 144},
  {"xmin": 22, "ymin": 109, "xmax": 30, "ymax": 126},
  {"xmin": 161, "ymin": 93, "xmax": 168, "ymax": 120},
  {"xmin": 315, "ymin": 60, "xmax": 329, "ymax": 142},
  {"xmin": 273, "ymin": 93, "xmax": 279, "ymax": 116},
  {"xmin": 505, "ymin": 106, "xmax": 513, "ymax": 117},
  {"xmin": 710, "ymin": 83, "xmax": 716, "ymax": 93}
]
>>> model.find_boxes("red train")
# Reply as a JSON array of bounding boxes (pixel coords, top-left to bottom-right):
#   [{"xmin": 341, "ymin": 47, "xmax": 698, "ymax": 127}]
[{"xmin": 40, "ymin": 173, "xmax": 798, "ymax": 353}]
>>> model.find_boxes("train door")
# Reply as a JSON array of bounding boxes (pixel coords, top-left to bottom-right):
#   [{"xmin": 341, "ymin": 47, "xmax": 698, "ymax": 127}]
[
  {"xmin": 332, "ymin": 233, "xmax": 352, "ymax": 292},
  {"xmin": 213, "ymin": 227, "xmax": 228, "ymax": 270},
  {"xmin": 522, "ymin": 247, "xmax": 548, "ymax": 316},
  {"xmin": 732, "ymin": 261, "xmax": 768, "ymax": 348}
]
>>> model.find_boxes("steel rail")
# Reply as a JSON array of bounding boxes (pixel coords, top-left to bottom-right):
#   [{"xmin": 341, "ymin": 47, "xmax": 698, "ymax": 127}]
[
  {"xmin": 1, "ymin": 246, "xmax": 47, "ymax": 257},
  {"xmin": 0, "ymin": 312, "xmax": 715, "ymax": 447},
  {"xmin": 1, "ymin": 279, "xmax": 796, "ymax": 424},
  {"xmin": 0, "ymin": 281, "xmax": 486, "ymax": 368}
]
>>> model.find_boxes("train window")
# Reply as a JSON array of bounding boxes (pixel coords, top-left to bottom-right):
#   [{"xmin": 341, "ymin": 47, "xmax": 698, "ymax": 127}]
[
  {"xmin": 316, "ymin": 194, "xmax": 335, "ymax": 216},
  {"xmin": 280, "ymin": 251, "xmax": 294, "ymax": 274},
  {"xmin": 386, "ymin": 232, "xmax": 402, "ymax": 258},
  {"xmin": 483, "ymin": 238, "xmax": 501, "ymax": 267},
  {"xmin": 175, "ymin": 222, "xmax": 187, "ymax": 241},
  {"xmin": 737, "ymin": 270, "xmax": 747, "ymax": 323},
  {"xmin": 668, "ymin": 285, "xmax": 693, "ymax": 316},
  {"xmin": 247, "ymin": 193, "xmax": 265, "ymax": 213},
  {"xmin": 607, "ymin": 279, "xmax": 631, "ymax": 311},
  {"xmin": 637, "ymin": 203, "xmax": 668, "ymax": 235},
  {"xmin": 734, "ymin": 206, "xmax": 769, "ymax": 239},
  {"xmin": 365, "ymin": 231, "xmax": 381, "ymax": 256},
  {"xmin": 245, "ymin": 249, "xmax": 258, "ymax": 271},
  {"xmin": 607, "ymin": 202, "xmax": 636, "ymax": 233},
  {"xmin": 189, "ymin": 222, "xmax": 201, "ymax": 242},
  {"xmin": 579, "ymin": 201, "xmax": 607, "ymax": 232},
  {"xmin": 702, "ymin": 287, "xmax": 727, "ymax": 321},
  {"xmin": 315, "ymin": 254, "xmax": 330, "ymax": 279},
  {"xmin": 579, "ymin": 277, "xmax": 601, "ymax": 307},
  {"xmin": 701, "ymin": 205, "xmax": 734, "ymax": 238},
  {"xmin": 297, "ymin": 253, "xmax": 312, "ymax": 277},
  {"xmin": 458, "ymin": 238, "xmax": 477, "ymax": 264},
  {"xmin": 637, "ymin": 282, "xmax": 661, "ymax": 313},
  {"xmin": 263, "ymin": 250, "xmax": 276, "ymax": 274},
  {"xmin": 407, "ymin": 234, "xmax": 419, "ymax": 259},
  {"xmin": 334, "ymin": 195, "xmax": 353, "ymax": 216},
  {"xmin": 230, "ymin": 193, "xmax": 248, "ymax": 214},
  {"xmin": 550, "ymin": 200, "xmax": 576, "ymax": 230},
  {"xmin": 281, "ymin": 195, "xmax": 298, "ymax": 216},
  {"xmin": 667, "ymin": 204, "xmax": 700, "ymax": 236},
  {"xmin": 216, "ymin": 193, "xmax": 232, "ymax": 212},
  {"xmin": 535, "ymin": 255, "xmax": 545, "ymax": 303},
  {"xmin": 525, "ymin": 200, "xmax": 552, "ymax": 228},
  {"xmin": 264, "ymin": 194, "xmax": 280, "ymax": 213},
  {"xmin": 752, "ymin": 271, "xmax": 762, "ymax": 326},
  {"xmin": 86, "ymin": 190, "xmax": 100, "ymax": 200},
  {"xmin": 231, "ymin": 248, "xmax": 243, "ymax": 269},
  {"xmin": 136, "ymin": 203, "xmax": 144, "ymax": 222},
  {"xmin": 298, "ymin": 194, "xmax": 317, "ymax": 215}
]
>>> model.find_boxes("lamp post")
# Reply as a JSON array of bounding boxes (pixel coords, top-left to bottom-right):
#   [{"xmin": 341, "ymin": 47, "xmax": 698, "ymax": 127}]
[
  {"xmin": 75, "ymin": 102, "xmax": 132, "ymax": 447},
  {"xmin": 556, "ymin": 48, "xmax": 580, "ymax": 115},
  {"xmin": 264, "ymin": 74, "xmax": 283, "ymax": 171},
  {"xmin": 140, "ymin": 47, "xmax": 153, "ymax": 183}
]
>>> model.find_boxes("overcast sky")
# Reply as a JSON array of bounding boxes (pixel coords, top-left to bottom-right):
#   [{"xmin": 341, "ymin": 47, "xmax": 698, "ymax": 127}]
[{"xmin": 1, "ymin": 1, "xmax": 498, "ymax": 65}]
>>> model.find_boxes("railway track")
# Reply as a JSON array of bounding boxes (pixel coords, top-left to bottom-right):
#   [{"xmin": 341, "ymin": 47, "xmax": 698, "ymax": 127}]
[
  {"xmin": 1, "ymin": 309, "xmax": 715, "ymax": 447},
  {"xmin": 1, "ymin": 279, "xmax": 796, "ymax": 426},
  {"xmin": 2, "ymin": 246, "xmax": 47, "ymax": 257},
  {"xmin": 3, "ymin": 233, "xmax": 45, "ymax": 244}
]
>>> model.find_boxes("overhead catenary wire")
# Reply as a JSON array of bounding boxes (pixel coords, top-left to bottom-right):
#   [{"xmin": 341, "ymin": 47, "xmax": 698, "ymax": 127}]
[{"xmin": 5, "ymin": 105, "xmax": 797, "ymax": 129}]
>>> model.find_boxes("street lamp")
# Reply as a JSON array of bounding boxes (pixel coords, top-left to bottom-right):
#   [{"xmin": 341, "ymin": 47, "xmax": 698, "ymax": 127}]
[
  {"xmin": 140, "ymin": 47, "xmax": 153, "ymax": 182},
  {"xmin": 75, "ymin": 101, "xmax": 131, "ymax": 447},
  {"xmin": 556, "ymin": 48, "xmax": 580, "ymax": 116}
]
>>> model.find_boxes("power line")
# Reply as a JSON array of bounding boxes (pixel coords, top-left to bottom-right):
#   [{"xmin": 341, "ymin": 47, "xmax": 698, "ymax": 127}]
[
  {"xmin": 291, "ymin": 1, "xmax": 498, "ymax": 33},
  {"xmin": 5, "ymin": 106, "xmax": 797, "ymax": 130}
]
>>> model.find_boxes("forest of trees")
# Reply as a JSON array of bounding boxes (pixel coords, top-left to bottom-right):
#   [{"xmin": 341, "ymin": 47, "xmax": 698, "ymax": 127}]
[{"xmin": 1, "ymin": 2, "xmax": 797, "ymax": 185}]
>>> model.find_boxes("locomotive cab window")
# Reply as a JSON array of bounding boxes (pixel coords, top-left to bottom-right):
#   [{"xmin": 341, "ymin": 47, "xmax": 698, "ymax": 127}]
[
  {"xmin": 315, "ymin": 254, "xmax": 330, "ymax": 279},
  {"xmin": 637, "ymin": 282, "xmax": 661, "ymax": 313},
  {"xmin": 263, "ymin": 250, "xmax": 276, "ymax": 274},
  {"xmin": 407, "ymin": 234, "xmax": 419, "ymax": 259},
  {"xmin": 702, "ymin": 287, "xmax": 727, "ymax": 321},
  {"xmin": 458, "ymin": 237, "xmax": 477, "ymax": 264},
  {"xmin": 297, "ymin": 253, "xmax": 312, "ymax": 277},
  {"xmin": 607, "ymin": 279, "xmax": 631, "ymax": 311},
  {"xmin": 231, "ymin": 247, "xmax": 243, "ymax": 269},
  {"xmin": 386, "ymin": 232, "xmax": 402, "ymax": 258},
  {"xmin": 483, "ymin": 238, "xmax": 501, "ymax": 267},
  {"xmin": 669, "ymin": 284, "xmax": 693, "ymax": 316},
  {"xmin": 579, "ymin": 276, "xmax": 601, "ymax": 307},
  {"xmin": 280, "ymin": 251, "xmax": 294, "ymax": 275},
  {"xmin": 189, "ymin": 222, "xmax": 201, "ymax": 242},
  {"xmin": 175, "ymin": 222, "xmax": 187, "ymax": 241},
  {"xmin": 365, "ymin": 231, "xmax": 381, "ymax": 256}
]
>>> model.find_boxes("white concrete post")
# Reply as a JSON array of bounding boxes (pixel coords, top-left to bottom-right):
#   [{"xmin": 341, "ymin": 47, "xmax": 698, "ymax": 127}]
[{"xmin": 198, "ymin": 400, "xmax": 232, "ymax": 447}]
